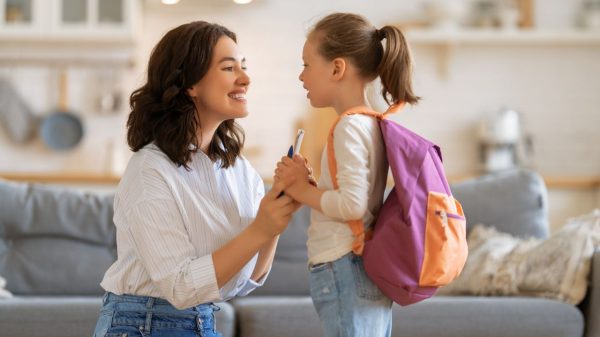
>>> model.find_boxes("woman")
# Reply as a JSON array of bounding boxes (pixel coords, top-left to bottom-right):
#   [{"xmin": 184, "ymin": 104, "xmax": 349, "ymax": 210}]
[{"xmin": 92, "ymin": 21, "xmax": 300, "ymax": 337}]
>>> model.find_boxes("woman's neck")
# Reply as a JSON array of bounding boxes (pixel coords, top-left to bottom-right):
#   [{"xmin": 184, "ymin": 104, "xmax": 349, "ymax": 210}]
[{"xmin": 196, "ymin": 121, "xmax": 220, "ymax": 154}]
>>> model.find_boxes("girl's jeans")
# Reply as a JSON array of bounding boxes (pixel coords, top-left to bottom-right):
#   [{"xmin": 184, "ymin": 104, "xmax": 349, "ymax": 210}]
[
  {"xmin": 309, "ymin": 252, "xmax": 393, "ymax": 337},
  {"xmin": 92, "ymin": 292, "xmax": 221, "ymax": 337}
]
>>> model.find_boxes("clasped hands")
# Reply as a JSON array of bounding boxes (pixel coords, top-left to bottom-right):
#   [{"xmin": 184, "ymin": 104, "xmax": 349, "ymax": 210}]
[{"xmin": 273, "ymin": 154, "xmax": 317, "ymax": 204}]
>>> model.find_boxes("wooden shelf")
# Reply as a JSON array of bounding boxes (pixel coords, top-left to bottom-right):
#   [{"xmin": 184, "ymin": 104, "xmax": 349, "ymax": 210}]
[
  {"xmin": 0, "ymin": 38, "xmax": 135, "ymax": 67},
  {"xmin": 0, "ymin": 172, "xmax": 121, "ymax": 185},
  {"xmin": 403, "ymin": 28, "xmax": 600, "ymax": 79},
  {"xmin": 447, "ymin": 174, "xmax": 600, "ymax": 189},
  {"xmin": 263, "ymin": 174, "xmax": 600, "ymax": 190},
  {"xmin": 405, "ymin": 28, "xmax": 600, "ymax": 46},
  {"xmin": 2, "ymin": 172, "xmax": 598, "ymax": 189}
]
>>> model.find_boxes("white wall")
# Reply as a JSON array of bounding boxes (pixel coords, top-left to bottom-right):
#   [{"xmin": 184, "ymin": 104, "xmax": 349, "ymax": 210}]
[
  {"xmin": 136, "ymin": 0, "xmax": 600, "ymax": 177},
  {"xmin": 1, "ymin": 0, "xmax": 598, "ymax": 229}
]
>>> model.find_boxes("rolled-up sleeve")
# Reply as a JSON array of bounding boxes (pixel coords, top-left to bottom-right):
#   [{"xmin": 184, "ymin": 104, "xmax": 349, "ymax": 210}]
[
  {"xmin": 236, "ymin": 270, "xmax": 269, "ymax": 297},
  {"xmin": 125, "ymin": 199, "xmax": 221, "ymax": 309},
  {"xmin": 320, "ymin": 117, "xmax": 371, "ymax": 221}
]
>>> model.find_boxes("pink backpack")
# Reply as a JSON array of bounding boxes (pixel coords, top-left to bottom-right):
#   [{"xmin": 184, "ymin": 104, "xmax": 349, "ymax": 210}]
[{"xmin": 326, "ymin": 104, "xmax": 468, "ymax": 306}]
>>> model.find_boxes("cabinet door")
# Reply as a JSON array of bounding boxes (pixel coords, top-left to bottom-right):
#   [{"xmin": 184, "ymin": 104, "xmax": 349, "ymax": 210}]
[
  {"xmin": 53, "ymin": 0, "xmax": 133, "ymax": 38},
  {"xmin": 0, "ymin": 0, "xmax": 45, "ymax": 36}
]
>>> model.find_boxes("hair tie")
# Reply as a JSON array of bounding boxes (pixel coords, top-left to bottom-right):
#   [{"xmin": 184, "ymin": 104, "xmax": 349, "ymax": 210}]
[{"xmin": 376, "ymin": 28, "xmax": 386, "ymax": 41}]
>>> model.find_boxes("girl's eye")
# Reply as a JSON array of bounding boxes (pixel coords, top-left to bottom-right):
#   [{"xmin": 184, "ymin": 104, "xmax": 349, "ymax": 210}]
[{"xmin": 302, "ymin": 64, "xmax": 308, "ymax": 68}]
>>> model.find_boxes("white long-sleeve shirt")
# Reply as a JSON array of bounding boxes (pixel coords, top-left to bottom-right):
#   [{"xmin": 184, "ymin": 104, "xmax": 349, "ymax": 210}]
[
  {"xmin": 308, "ymin": 114, "xmax": 388, "ymax": 265},
  {"xmin": 100, "ymin": 143, "xmax": 267, "ymax": 309}
]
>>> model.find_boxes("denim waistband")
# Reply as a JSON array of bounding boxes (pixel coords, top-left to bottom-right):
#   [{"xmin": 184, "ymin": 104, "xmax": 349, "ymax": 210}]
[
  {"xmin": 99, "ymin": 292, "xmax": 221, "ymax": 336},
  {"xmin": 103, "ymin": 292, "xmax": 219, "ymax": 314}
]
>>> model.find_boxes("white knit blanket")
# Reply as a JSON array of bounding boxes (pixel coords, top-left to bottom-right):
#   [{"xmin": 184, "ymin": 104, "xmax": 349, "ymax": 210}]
[
  {"xmin": 437, "ymin": 209, "xmax": 600, "ymax": 305},
  {"xmin": 0, "ymin": 276, "xmax": 12, "ymax": 299}
]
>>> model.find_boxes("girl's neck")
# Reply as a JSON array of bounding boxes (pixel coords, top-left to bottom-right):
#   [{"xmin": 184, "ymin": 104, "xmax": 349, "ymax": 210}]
[{"xmin": 331, "ymin": 81, "xmax": 370, "ymax": 115}]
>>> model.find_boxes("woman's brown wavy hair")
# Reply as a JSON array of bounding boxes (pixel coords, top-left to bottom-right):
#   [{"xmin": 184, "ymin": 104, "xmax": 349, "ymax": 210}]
[{"xmin": 127, "ymin": 21, "xmax": 245, "ymax": 170}]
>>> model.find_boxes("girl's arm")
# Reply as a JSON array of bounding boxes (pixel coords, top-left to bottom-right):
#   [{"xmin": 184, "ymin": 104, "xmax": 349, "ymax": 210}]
[
  {"xmin": 277, "ymin": 117, "xmax": 373, "ymax": 220},
  {"xmin": 275, "ymin": 155, "xmax": 324, "ymax": 211}
]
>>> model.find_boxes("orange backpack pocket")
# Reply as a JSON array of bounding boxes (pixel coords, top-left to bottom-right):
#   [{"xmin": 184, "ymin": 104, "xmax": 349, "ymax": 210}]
[{"xmin": 419, "ymin": 191, "xmax": 468, "ymax": 287}]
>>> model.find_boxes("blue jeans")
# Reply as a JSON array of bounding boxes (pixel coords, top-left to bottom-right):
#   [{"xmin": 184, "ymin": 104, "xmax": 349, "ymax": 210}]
[
  {"xmin": 309, "ymin": 253, "xmax": 393, "ymax": 337},
  {"xmin": 92, "ymin": 292, "xmax": 221, "ymax": 337}
]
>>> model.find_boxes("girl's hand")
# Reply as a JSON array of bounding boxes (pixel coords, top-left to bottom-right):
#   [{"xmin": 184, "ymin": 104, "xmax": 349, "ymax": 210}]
[
  {"xmin": 253, "ymin": 175, "xmax": 298, "ymax": 238},
  {"xmin": 275, "ymin": 154, "xmax": 312, "ymax": 200}
]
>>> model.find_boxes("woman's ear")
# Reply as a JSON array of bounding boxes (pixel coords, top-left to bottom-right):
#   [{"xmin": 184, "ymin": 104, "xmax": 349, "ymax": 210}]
[{"xmin": 186, "ymin": 86, "xmax": 196, "ymax": 98}]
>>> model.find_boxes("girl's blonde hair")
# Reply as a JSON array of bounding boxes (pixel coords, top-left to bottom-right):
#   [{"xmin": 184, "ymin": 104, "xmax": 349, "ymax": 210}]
[{"xmin": 310, "ymin": 13, "xmax": 420, "ymax": 106}]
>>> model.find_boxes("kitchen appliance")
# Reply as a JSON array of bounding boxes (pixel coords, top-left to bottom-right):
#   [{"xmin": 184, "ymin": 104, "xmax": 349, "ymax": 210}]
[{"xmin": 478, "ymin": 107, "xmax": 529, "ymax": 173}]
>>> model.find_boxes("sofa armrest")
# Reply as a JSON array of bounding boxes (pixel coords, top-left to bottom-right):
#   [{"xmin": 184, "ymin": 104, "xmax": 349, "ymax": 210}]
[{"xmin": 584, "ymin": 248, "xmax": 600, "ymax": 337}]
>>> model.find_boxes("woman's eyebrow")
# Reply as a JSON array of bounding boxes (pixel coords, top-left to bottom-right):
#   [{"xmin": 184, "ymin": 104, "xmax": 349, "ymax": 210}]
[{"xmin": 218, "ymin": 56, "xmax": 246, "ymax": 63}]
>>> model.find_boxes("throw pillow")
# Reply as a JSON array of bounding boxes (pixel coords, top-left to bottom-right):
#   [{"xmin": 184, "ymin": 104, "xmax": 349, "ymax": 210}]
[
  {"xmin": 437, "ymin": 209, "xmax": 600, "ymax": 304},
  {"xmin": 0, "ymin": 276, "xmax": 12, "ymax": 299}
]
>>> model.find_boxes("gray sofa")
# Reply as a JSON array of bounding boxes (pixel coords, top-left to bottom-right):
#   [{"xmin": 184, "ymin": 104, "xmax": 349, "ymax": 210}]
[{"xmin": 0, "ymin": 169, "xmax": 597, "ymax": 337}]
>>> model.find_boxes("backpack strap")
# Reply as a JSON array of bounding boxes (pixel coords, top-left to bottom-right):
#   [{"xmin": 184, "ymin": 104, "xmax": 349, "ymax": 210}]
[{"xmin": 326, "ymin": 103, "xmax": 405, "ymax": 255}]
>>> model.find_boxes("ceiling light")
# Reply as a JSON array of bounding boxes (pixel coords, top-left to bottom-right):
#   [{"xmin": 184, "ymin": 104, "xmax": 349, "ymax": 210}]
[
  {"xmin": 161, "ymin": 0, "xmax": 180, "ymax": 5},
  {"xmin": 233, "ymin": 0, "xmax": 253, "ymax": 4}
]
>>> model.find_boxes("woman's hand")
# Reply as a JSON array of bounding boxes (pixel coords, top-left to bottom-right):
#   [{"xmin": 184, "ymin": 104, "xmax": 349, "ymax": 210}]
[
  {"xmin": 253, "ymin": 176, "xmax": 298, "ymax": 238},
  {"xmin": 275, "ymin": 154, "xmax": 313, "ymax": 200}
]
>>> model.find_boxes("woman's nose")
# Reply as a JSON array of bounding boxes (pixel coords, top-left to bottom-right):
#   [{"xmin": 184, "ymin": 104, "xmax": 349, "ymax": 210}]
[{"xmin": 237, "ymin": 69, "xmax": 250, "ymax": 87}]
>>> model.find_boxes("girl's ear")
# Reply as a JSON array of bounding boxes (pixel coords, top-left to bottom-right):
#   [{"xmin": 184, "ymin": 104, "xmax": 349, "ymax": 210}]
[{"xmin": 332, "ymin": 58, "xmax": 346, "ymax": 80}]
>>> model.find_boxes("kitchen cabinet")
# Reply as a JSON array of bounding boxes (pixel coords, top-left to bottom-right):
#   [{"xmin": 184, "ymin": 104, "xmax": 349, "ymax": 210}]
[
  {"xmin": 0, "ymin": 0, "xmax": 139, "ymax": 66},
  {"xmin": 0, "ymin": 0, "xmax": 138, "ymax": 40}
]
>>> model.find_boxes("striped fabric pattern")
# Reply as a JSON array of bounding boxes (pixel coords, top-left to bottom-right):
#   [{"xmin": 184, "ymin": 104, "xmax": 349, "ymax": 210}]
[{"xmin": 100, "ymin": 143, "xmax": 265, "ymax": 309}]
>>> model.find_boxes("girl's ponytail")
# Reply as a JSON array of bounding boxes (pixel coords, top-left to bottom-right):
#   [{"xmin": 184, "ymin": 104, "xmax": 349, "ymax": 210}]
[{"xmin": 377, "ymin": 26, "xmax": 420, "ymax": 106}]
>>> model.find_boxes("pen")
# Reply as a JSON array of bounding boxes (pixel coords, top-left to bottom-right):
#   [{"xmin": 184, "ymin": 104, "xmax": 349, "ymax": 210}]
[{"xmin": 278, "ymin": 145, "xmax": 294, "ymax": 198}]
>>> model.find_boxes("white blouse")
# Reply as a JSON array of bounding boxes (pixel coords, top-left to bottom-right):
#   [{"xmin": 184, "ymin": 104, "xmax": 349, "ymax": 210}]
[{"xmin": 100, "ymin": 143, "xmax": 266, "ymax": 309}]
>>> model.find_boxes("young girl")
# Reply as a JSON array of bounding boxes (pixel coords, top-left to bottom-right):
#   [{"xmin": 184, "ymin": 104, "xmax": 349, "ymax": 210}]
[{"xmin": 275, "ymin": 13, "xmax": 419, "ymax": 337}]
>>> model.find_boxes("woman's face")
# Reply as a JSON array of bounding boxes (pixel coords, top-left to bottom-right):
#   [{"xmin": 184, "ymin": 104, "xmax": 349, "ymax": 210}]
[
  {"xmin": 299, "ymin": 36, "xmax": 335, "ymax": 108},
  {"xmin": 187, "ymin": 36, "xmax": 250, "ymax": 124}
]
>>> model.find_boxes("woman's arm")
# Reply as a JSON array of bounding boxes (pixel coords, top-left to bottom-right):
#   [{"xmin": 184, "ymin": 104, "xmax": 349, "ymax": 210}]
[
  {"xmin": 212, "ymin": 177, "xmax": 297, "ymax": 288},
  {"xmin": 250, "ymin": 235, "xmax": 279, "ymax": 282}
]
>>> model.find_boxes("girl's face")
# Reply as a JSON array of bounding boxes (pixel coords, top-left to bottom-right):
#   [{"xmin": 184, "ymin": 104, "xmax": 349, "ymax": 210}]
[
  {"xmin": 187, "ymin": 36, "xmax": 250, "ymax": 124},
  {"xmin": 299, "ymin": 36, "xmax": 335, "ymax": 108}
]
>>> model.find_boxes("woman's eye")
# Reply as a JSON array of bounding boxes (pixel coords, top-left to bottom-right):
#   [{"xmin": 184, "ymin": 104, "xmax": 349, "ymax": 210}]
[
  {"xmin": 222, "ymin": 66, "xmax": 234, "ymax": 71},
  {"xmin": 242, "ymin": 66, "xmax": 248, "ymax": 71}
]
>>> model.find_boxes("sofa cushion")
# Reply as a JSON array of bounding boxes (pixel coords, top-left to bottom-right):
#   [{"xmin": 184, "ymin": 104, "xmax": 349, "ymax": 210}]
[
  {"xmin": 0, "ymin": 297, "xmax": 235, "ymax": 337},
  {"xmin": 250, "ymin": 205, "xmax": 311, "ymax": 296},
  {"xmin": 390, "ymin": 296, "xmax": 583, "ymax": 337},
  {"xmin": 0, "ymin": 180, "xmax": 116, "ymax": 295},
  {"xmin": 234, "ymin": 296, "xmax": 323, "ymax": 337},
  {"xmin": 450, "ymin": 169, "xmax": 549, "ymax": 239},
  {"xmin": 233, "ymin": 296, "xmax": 583, "ymax": 337}
]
